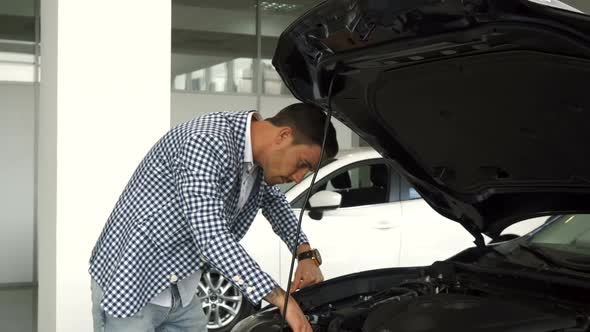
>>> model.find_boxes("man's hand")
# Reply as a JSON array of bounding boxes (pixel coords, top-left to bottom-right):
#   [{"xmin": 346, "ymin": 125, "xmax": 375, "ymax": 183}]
[
  {"xmin": 264, "ymin": 287, "xmax": 312, "ymax": 332},
  {"xmin": 289, "ymin": 243, "xmax": 324, "ymax": 294},
  {"xmin": 289, "ymin": 258, "xmax": 324, "ymax": 294}
]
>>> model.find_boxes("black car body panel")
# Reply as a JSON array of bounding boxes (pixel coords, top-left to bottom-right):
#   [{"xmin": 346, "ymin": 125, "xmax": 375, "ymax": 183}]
[
  {"xmin": 234, "ymin": 260, "xmax": 589, "ymax": 331},
  {"xmin": 233, "ymin": 221, "xmax": 590, "ymax": 331},
  {"xmin": 272, "ymin": 0, "xmax": 590, "ymax": 239}
]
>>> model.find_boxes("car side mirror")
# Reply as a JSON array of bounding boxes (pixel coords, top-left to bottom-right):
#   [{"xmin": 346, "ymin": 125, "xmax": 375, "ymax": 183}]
[{"xmin": 308, "ymin": 190, "xmax": 342, "ymax": 221}]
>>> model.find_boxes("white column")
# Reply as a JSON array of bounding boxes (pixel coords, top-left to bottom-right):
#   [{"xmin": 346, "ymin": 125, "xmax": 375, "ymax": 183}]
[{"xmin": 38, "ymin": 1, "xmax": 171, "ymax": 331}]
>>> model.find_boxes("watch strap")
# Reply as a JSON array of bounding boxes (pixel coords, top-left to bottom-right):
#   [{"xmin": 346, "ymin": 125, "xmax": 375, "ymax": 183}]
[{"xmin": 297, "ymin": 250, "xmax": 316, "ymax": 261}]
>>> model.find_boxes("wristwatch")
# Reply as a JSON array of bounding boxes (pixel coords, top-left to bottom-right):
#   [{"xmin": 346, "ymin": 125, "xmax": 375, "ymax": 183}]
[{"xmin": 297, "ymin": 249, "xmax": 322, "ymax": 266}]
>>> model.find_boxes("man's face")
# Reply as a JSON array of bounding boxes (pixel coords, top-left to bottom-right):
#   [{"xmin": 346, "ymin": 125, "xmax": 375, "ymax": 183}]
[{"xmin": 261, "ymin": 129, "xmax": 322, "ymax": 186}]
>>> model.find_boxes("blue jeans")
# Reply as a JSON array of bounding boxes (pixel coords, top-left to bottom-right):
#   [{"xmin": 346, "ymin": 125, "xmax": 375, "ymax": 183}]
[{"xmin": 91, "ymin": 279, "xmax": 208, "ymax": 332}]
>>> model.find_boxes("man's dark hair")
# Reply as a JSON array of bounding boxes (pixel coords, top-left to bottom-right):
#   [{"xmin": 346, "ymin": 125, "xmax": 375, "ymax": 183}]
[{"xmin": 267, "ymin": 103, "xmax": 339, "ymax": 160}]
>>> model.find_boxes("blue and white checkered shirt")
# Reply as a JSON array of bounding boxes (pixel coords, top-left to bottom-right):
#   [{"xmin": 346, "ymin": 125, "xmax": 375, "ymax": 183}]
[{"xmin": 89, "ymin": 111, "xmax": 308, "ymax": 318}]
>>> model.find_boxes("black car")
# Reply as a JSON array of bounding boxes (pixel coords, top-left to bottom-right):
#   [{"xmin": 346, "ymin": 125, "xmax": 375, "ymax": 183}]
[
  {"xmin": 233, "ymin": 0, "xmax": 590, "ymax": 331},
  {"xmin": 234, "ymin": 215, "xmax": 590, "ymax": 331}
]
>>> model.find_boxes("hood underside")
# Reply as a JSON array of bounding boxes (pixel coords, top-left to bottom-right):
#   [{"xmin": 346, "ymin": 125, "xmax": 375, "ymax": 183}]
[{"xmin": 273, "ymin": 0, "xmax": 590, "ymax": 240}]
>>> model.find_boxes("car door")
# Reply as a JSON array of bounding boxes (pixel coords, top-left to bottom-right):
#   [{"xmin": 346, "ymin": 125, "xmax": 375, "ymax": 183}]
[
  {"xmin": 396, "ymin": 179, "xmax": 549, "ymax": 267},
  {"xmin": 278, "ymin": 159, "xmax": 403, "ymax": 283},
  {"xmin": 397, "ymin": 178, "xmax": 480, "ymax": 267}
]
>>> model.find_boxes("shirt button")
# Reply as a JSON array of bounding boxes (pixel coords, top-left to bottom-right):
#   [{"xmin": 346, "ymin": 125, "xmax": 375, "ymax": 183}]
[
  {"xmin": 238, "ymin": 279, "xmax": 245, "ymax": 285},
  {"xmin": 170, "ymin": 274, "xmax": 178, "ymax": 283},
  {"xmin": 232, "ymin": 276, "xmax": 240, "ymax": 283},
  {"xmin": 246, "ymin": 286, "xmax": 254, "ymax": 293}
]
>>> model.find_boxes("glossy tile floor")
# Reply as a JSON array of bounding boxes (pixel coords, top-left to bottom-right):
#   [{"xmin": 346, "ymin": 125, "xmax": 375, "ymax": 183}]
[{"xmin": 0, "ymin": 286, "xmax": 36, "ymax": 332}]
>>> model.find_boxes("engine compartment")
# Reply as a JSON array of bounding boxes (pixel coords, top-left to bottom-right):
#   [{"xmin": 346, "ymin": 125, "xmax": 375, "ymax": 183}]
[
  {"xmin": 308, "ymin": 279, "xmax": 582, "ymax": 332},
  {"xmin": 234, "ymin": 260, "xmax": 590, "ymax": 332},
  {"xmin": 363, "ymin": 293, "xmax": 576, "ymax": 332},
  {"xmin": 303, "ymin": 262, "xmax": 589, "ymax": 332}
]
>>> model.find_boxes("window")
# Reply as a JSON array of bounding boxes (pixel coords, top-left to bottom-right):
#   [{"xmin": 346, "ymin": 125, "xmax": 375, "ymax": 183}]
[
  {"xmin": 531, "ymin": 215, "xmax": 590, "ymax": 254},
  {"xmin": 0, "ymin": 0, "xmax": 39, "ymax": 329},
  {"xmin": 170, "ymin": 0, "xmax": 326, "ymax": 95},
  {"xmin": 277, "ymin": 158, "xmax": 337, "ymax": 195},
  {"xmin": 292, "ymin": 161, "xmax": 400, "ymax": 209},
  {"xmin": 0, "ymin": 51, "xmax": 37, "ymax": 82},
  {"xmin": 527, "ymin": 0, "xmax": 588, "ymax": 14},
  {"xmin": 259, "ymin": 1, "xmax": 318, "ymax": 96},
  {"xmin": 277, "ymin": 182, "xmax": 296, "ymax": 194},
  {"xmin": 261, "ymin": 59, "xmax": 289, "ymax": 95},
  {"xmin": 400, "ymin": 177, "xmax": 421, "ymax": 201},
  {"xmin": 171, "ymin": 0, "xmax": 258, "ymax": 94}
]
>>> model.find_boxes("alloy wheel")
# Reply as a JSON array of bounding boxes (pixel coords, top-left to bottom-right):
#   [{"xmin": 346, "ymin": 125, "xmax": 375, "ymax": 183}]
[{"xmin": 198, "ymin": 270, "xmax": 244, "ymax": 329}]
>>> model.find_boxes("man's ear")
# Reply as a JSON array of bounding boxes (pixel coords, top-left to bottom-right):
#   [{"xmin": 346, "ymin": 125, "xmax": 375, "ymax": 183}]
[{"xmin": 277, "ymin": 126, "xmax": 294, "ymax": 143}]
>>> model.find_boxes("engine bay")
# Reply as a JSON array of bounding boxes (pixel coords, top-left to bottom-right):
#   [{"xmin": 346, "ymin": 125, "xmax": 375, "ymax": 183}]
[
  {"xmin": 235, "ymin": 260, "xmax": 590, "ymax": 332},
  {"xmin": 305, "ymin": 272, "xmax": 586, "ymax": 332}
]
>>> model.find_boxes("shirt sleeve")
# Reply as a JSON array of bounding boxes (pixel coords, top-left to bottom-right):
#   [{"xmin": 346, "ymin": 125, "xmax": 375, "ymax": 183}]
[
  {"xmin": 173, "ymin": 133, "xmax": 278, "ymax": 305},
  {"xmin": 261, "ymin": 184, "xmax": 309, "ymax": 254}
]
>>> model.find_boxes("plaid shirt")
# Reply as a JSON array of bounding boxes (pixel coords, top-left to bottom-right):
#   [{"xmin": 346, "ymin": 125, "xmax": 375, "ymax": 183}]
[{"xmin": 89, "ymin": 111, "xmax": 308, "ymax": 318}]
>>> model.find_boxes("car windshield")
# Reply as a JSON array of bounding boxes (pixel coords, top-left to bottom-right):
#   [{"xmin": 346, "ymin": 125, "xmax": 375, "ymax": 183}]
[
  {"xmin": 529, "ymin": 214, "xmax": 590, "ymax": 257},
  {"xmin": 528, "ymin": 0, "xmax": 589, "ymax": 15},
  {"xmin": 277, "ymin": 171, "xmax": 316, "ymax": 194},
  {"xmin": 277, "ymin": 181, "xmax": 299, "ymax": 194}
]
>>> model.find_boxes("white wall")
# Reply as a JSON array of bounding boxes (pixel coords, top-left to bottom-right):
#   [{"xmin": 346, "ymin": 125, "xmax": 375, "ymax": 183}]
[
  {"xmin": 0, "ymin": 83, "xmax": 35, "ymax": 284},
  {"xmin": 171, "ymin": 92, "xmax": 354, "ymax": 150},
  {"xmin": 171, "ymin": 92, "xmax": 257, "ymax": 126},
  {"xmin": 39, "ymin": 1, "xmax": 171, "ymax": 331}
]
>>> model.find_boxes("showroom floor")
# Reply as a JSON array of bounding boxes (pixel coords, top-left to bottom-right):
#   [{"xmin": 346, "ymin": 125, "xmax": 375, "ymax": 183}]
[{"xmin": 0, "ymin": 286, "xmax": 36, "ymax": 332}]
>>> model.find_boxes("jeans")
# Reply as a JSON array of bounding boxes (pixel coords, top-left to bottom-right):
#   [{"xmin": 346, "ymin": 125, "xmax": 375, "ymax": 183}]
[{"xmin": 91, "ymin": 279, "xmax": 208, "ymax": 332}]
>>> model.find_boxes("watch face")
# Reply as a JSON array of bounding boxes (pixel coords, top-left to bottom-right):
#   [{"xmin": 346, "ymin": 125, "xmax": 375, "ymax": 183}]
[{"xmin": 314, "ymin": 249, "xmax": 322, "ymax": 265}]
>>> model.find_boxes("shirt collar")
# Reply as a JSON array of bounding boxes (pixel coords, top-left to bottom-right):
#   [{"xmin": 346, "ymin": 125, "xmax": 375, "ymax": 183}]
[{"xmin": 244, "ymin": 112, "xmax": 261, "ymax": 171}]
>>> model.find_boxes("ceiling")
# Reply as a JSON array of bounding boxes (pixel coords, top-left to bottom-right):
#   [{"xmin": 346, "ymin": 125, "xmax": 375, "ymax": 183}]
[
  {"xmin": 5, "ymin": 0, "xmax": 589, "ymax": 76},
  {"xmin": 172, "ymin": 0, "xmax": 318, "ymax": 14},
  {"xmin": 170, "ymin": 0, "xmax": 321, "ymax": 74}
]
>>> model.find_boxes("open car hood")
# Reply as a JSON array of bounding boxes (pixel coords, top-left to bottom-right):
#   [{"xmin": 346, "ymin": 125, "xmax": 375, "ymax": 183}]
[{"xmin": 272, "ymin": 0, "xmax": 590, "ymax": 244}]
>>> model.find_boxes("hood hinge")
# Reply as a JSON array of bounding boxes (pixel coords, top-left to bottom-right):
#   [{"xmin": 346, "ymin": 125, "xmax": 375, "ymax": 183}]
[{"xmin": 462, "ymin": 218, "xmax": 486, "ymax": 249}]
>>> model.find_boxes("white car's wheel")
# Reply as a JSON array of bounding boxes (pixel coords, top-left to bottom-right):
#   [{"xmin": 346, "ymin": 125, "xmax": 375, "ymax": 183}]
[{"xmin": 198, "ymin": 269, "xmax": 255, "ymax": 332}]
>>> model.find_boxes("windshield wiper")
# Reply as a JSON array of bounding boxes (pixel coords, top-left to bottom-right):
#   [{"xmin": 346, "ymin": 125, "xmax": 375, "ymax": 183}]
[
  {"xmin": 519, "ymin": 244, "xmax": 590, "ymax": 272},
  {"xmin": 518, "ymin": 244, "xmax": 559, "ymax": 267},
  {"xmin": 562, "ymin": 255, "xmax": 590, "ymax": 267}
]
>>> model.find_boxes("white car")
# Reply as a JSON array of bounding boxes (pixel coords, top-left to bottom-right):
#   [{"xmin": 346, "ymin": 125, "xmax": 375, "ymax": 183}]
[{"xmin": 199, "ymin": 148, "xmax": 546, "ymax": 331}]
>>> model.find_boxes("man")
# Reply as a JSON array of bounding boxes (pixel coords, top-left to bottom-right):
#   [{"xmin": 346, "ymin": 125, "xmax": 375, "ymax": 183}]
[{"xmin": 89, "ymin": 103, "xmax": 339, "ymax": 332}]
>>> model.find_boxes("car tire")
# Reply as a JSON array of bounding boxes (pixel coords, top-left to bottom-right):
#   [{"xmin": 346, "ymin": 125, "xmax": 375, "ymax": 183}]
[{"xmin": 198, "ymin": 269, "xmax": 257, "ymax": 332}]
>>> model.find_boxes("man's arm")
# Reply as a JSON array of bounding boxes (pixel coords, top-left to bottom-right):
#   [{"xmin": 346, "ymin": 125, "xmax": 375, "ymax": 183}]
[
  {"xmin": 296, "ymin": 242, "xmax": 312, "ymax": 255},
  {"xmin": 260, "ymin": 186, "xmax": 324, "ymax": 293},
  {"xmin": 264, "ymin": 286, "xmax": 312, "ymax": 332},
  {"xmin": 261, "ymin": 184, "xmax": 309, "ymax": 253},
  {"xmin": 264, "ymin": 286, "xmax": 286, "ymax": 305},
  {"xmin": 173, "ymin": 134, "xmax": 278, "ymax": 305},
  {"xmin": 290, "ymin": 245, "xmax": 324, "ymax": 293}
]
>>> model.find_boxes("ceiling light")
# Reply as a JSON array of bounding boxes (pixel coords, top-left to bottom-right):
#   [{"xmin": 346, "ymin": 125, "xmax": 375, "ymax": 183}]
[{"xmin": 258, "ymin": 1, "xmax": 300, "ymax": 13}]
